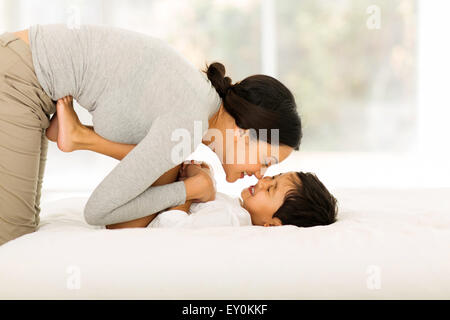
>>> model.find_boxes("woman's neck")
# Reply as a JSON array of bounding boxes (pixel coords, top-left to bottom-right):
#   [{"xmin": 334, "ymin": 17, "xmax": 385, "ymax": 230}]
[
  {"xmin": 207, "ymin": 104, "xmax": 222, "ymax": 130},
  {"xmin": 202, "ymin": 104, "xmax": 225, "ymax": 147}
]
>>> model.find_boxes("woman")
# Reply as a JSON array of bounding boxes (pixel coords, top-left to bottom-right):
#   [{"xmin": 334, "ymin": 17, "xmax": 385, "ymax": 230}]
[{"xmin": 0, "ymin": 24, "xmax": 301, "ymax": 245}]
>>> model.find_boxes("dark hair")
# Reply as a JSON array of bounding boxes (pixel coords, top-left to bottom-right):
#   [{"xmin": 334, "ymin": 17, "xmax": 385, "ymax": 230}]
[
  {"xmin": 202, "ymin": 62, "xmax": 302, "ymax": 150},
  {"xmin": 274, "ymin": 172, "xmax": 338, "ymax": 227}
]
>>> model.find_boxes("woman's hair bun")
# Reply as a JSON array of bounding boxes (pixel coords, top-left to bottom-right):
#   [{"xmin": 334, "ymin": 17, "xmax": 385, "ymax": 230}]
[
  {"xmin": 202, "ymin": 62, "xmax": 302, "ymax": 150},
  {"xmin": 203, "ymin": 62, "xmax": 233, "ymax": 98}
]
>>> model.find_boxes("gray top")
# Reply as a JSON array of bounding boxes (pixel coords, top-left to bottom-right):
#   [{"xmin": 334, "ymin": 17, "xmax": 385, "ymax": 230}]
[{"xmin": 29, "ymin": 24, "xmax": 221, "ymax": 225}]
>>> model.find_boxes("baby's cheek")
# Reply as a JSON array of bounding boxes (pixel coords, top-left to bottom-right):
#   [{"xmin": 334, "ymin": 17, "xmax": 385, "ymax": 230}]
[
  {"xmin": 250, "ymin": 195, "xmax": 266, "ymax": 211},
  {"xmin": 243, "ymin": 197, "xmax": 256, "ymax": 212}
]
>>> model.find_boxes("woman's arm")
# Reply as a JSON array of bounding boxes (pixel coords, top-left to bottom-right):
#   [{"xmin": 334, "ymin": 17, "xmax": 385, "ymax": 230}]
[
  {"xmin": 52, "ymin": 97, "xmax": 214, "ymax": 226},
  {"xmin": 105, "ymin": 164, "xmax": 182, "ymax": 229},
  {"xmin": 104, "ymin": 163, "xmax": 209, "ymax": 228},
  {"xmin": 82, "ymin": 113, "xmax": 211, "ymax": 225}
]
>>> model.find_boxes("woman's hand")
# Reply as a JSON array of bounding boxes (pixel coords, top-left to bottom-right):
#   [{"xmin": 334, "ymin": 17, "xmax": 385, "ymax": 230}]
[
  {"xmin": 106, "ymin": 164, "xmax": 184, "ymax": 229},
  {"xmin": 181, "ymin": 161, "xmax": 216, "ymax": 203},
  {"xmin": 178, "ymin": 160, "xmax": 212, "ymax": 181}
]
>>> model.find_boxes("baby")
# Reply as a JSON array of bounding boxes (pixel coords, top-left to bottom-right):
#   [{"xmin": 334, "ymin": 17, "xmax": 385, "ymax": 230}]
[{"xmin": 149, "ymin": 162, "xmax": 338, "ymax": 228}]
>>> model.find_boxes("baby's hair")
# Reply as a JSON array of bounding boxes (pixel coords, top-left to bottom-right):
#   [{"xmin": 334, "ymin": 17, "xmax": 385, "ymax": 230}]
[{"xmin": 273, "ymin": 172, "xmax": 338, "ymax": 227}]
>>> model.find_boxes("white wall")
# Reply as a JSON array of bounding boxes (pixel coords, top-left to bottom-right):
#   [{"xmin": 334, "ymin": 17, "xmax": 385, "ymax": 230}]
[{"xmin": 1, "ymin": 0, "xmax": 448, "ymax": 194}]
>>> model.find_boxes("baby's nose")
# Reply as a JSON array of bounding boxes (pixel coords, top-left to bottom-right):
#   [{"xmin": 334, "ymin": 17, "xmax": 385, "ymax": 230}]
[{"xmin": 256, "ymin": 177, "xmax": 269, "ymax": 188}]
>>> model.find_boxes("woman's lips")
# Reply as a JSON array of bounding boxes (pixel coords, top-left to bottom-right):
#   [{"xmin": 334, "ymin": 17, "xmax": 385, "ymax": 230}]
[
  {"xmin": 248, "ymin": 185, "xmax": 255, "ymax": 196},
  {"xmin": 241, "ymin": 171, "xmax": 254, "ymax": 178}
]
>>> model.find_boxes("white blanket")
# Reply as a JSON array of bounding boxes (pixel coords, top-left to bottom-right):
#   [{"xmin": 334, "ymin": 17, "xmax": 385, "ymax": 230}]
[{"xmin": 0, "ymin": 188, "xmax": 449, "ymax": 299}]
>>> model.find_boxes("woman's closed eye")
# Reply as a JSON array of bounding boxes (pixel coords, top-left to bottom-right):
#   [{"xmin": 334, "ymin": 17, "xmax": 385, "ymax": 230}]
[{"xmin": 263, "ymin": 156, "xmax": 279, "ymax": 168}]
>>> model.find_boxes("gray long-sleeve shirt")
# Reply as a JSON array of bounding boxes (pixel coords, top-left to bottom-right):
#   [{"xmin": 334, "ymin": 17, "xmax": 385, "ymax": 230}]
[{"xmin": 28, "ymin": 24, "xmax": 221, "ymax": 225}]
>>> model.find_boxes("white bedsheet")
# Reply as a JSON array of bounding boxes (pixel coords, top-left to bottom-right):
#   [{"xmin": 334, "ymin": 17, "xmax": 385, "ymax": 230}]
[{"xmin": 1, "ymin": 188, "xmax": 449, "ymax": 299}]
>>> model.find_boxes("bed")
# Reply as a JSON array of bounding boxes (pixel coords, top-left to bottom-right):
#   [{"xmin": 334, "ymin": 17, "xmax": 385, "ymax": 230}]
[{"xmin": 1, "ymin": 188, "xmax": 449, "ymax": 299}]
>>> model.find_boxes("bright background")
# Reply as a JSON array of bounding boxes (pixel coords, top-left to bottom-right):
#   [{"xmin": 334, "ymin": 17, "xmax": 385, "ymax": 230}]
[{"xmin": 0, "ymin": 0, "xmax": 449, "ymax": 199}]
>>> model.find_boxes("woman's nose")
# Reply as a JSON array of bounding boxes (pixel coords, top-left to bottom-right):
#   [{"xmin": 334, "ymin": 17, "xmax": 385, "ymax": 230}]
[{"xmin": 254, "ymin": 171, "xmax": 264, "ymax": 180}]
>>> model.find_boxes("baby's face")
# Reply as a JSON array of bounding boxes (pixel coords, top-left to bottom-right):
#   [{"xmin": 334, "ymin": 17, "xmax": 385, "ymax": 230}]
[{"xmin": 240, "ymin": 172, "xmax": 299, "ymax": 226}]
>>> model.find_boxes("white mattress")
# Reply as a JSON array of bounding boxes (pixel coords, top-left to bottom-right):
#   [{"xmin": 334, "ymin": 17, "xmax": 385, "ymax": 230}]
[{"xmin": 1, "ymin": 188, "xmax": 449, "ymax": 299}]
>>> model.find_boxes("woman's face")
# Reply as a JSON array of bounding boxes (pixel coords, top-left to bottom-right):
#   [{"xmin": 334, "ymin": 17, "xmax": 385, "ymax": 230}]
[{"xmin": 219, "ymin": 130, "xmax": 294, "ymax": 182}]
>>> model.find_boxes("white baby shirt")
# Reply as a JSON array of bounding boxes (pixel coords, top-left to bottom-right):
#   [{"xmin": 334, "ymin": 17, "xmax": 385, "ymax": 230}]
[{"xmin": 148, "ymin": 192, "xmax": 252, "ymax": 228}]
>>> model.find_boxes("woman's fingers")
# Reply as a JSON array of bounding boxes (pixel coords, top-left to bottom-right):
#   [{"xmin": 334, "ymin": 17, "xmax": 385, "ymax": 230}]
[
  {"xmin": 179, "ymin": 160, "xmax": 212, "ymax": 181},
  {"xmin": 200, "ymin": 163, "xmax": 210, "ymax": 169},
  {"xmin": 183, "ymin": 160, "xmax": 210, "ymax": 168}
]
